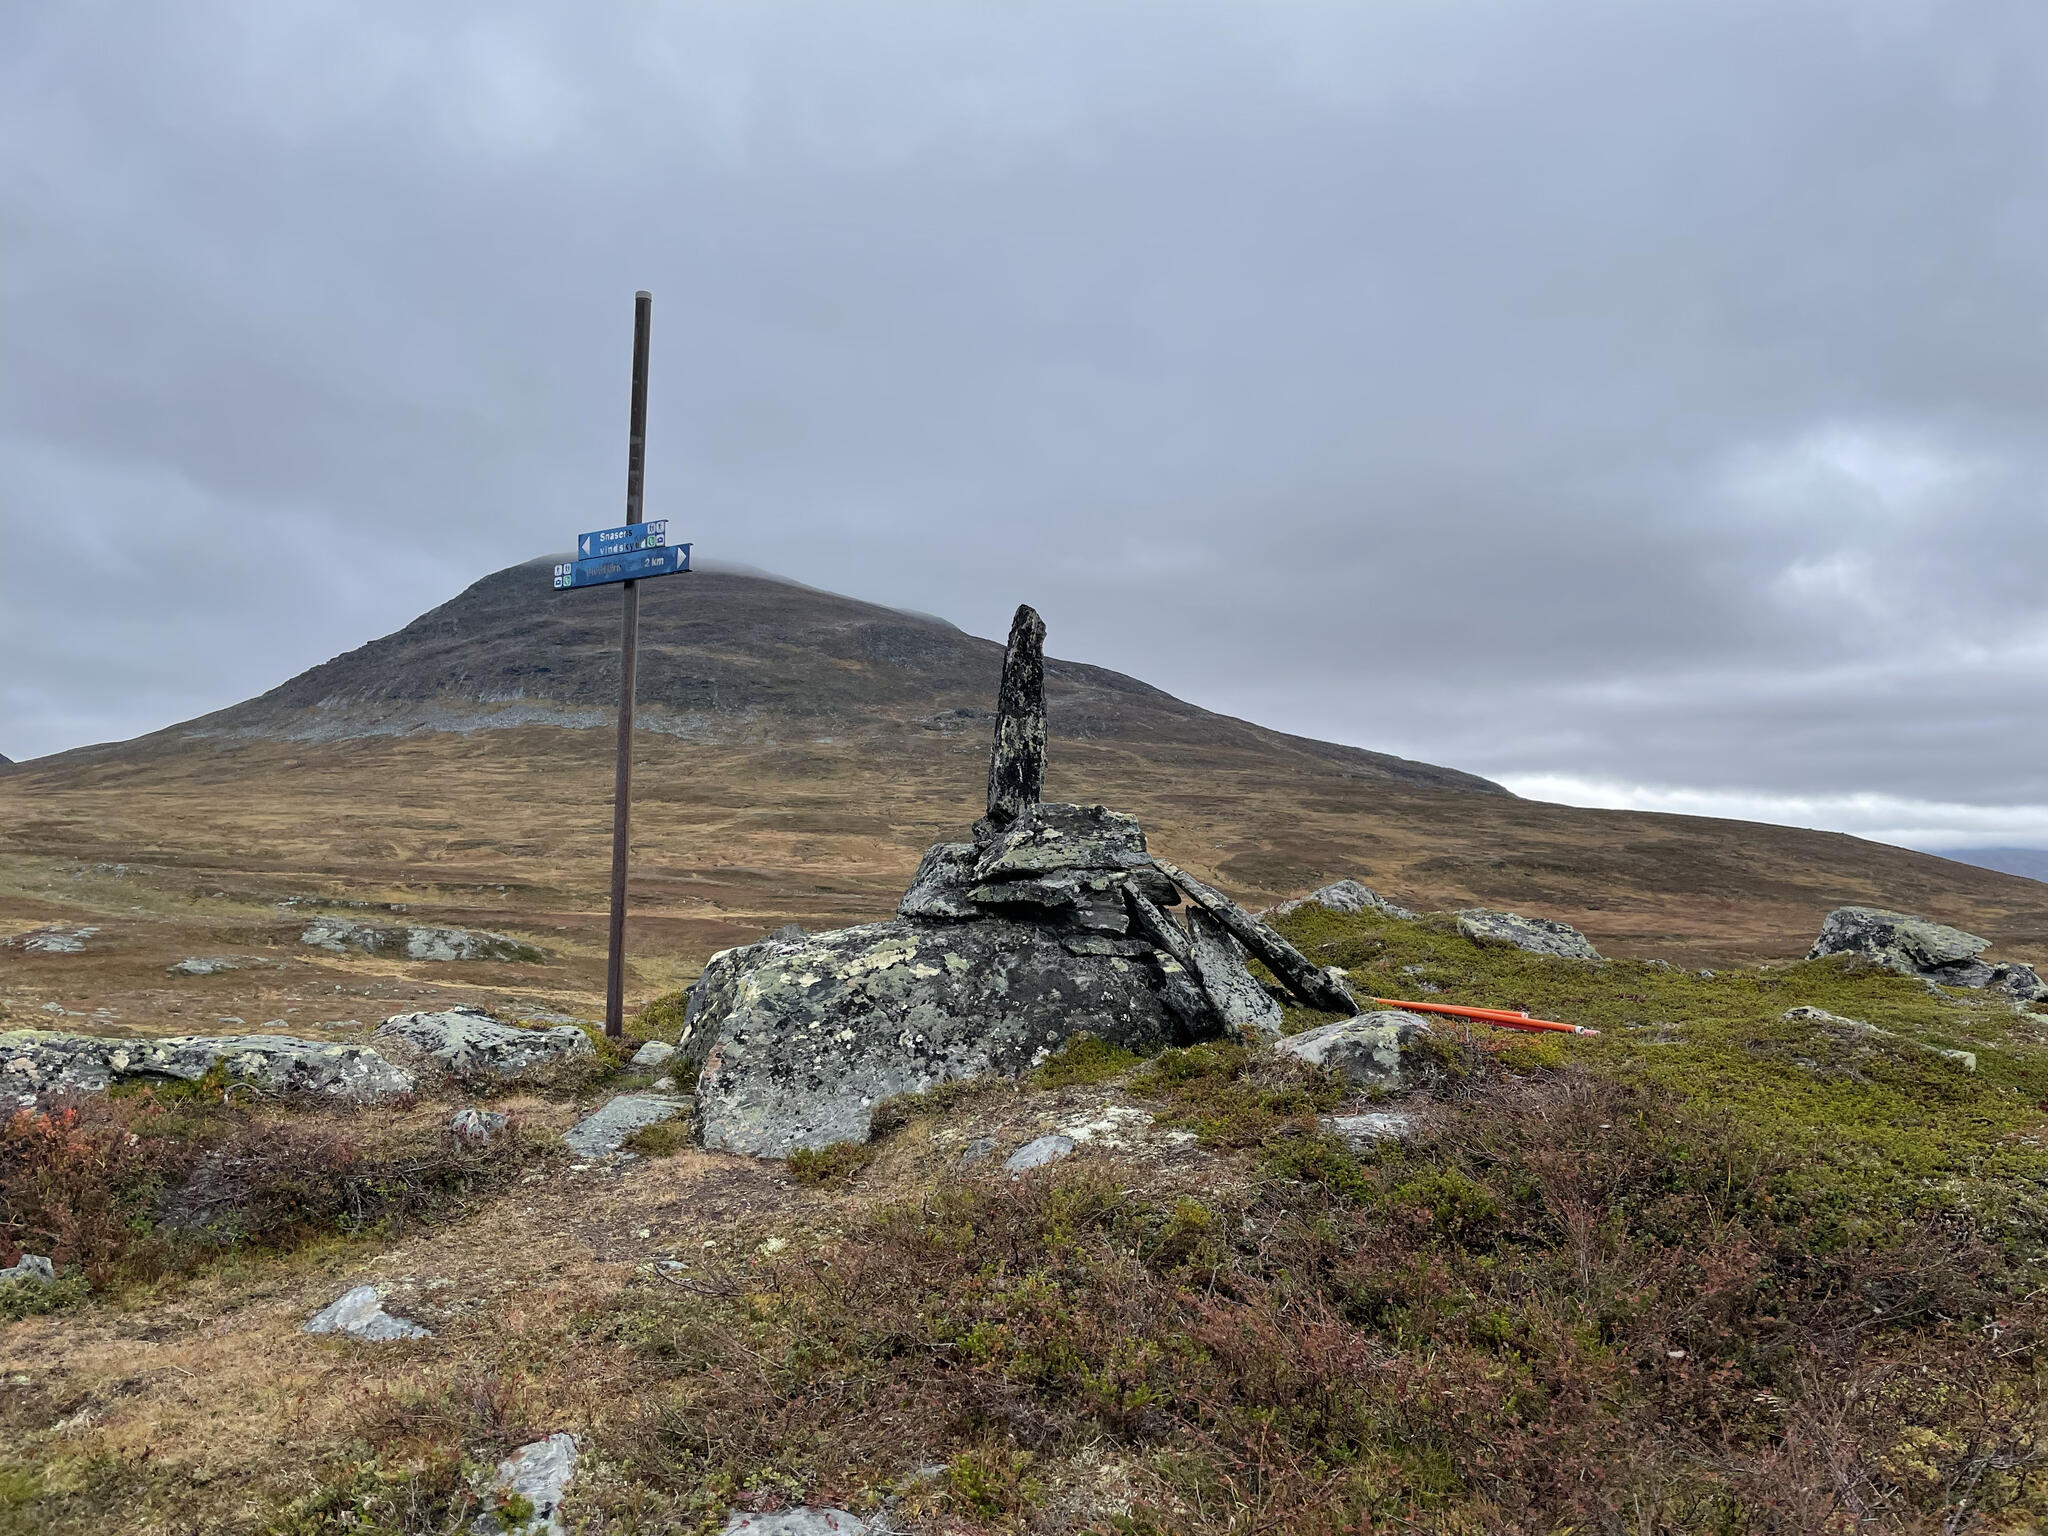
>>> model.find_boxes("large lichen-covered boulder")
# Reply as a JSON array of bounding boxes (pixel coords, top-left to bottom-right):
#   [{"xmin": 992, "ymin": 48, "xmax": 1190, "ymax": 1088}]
[
  {"xmin": 2, "ymin": 1030, "xmax": 415, "ymax": 1107},
  {"xmin": 1455, "ymin": 908, "xmax": 1602, "ymax": 961},
  {"xmin": 681, "ymin": 919, "xmax": 1199, "ymax": 1157},
  {"xmin": 1805, "ymin": 907, "xmax": 2046, "ymax": 1001}
]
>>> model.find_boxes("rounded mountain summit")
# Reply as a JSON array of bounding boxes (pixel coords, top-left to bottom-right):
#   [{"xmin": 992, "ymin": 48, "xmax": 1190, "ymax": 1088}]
[{"xmin": 143, "ymin": 558, "xmax": 1503, "ymax": 793}]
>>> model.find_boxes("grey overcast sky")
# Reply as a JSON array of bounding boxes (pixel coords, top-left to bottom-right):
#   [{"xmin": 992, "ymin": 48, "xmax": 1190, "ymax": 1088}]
[{"xmin": 4, "ymin": 1, "xmax": 2046, "ymax": 848}]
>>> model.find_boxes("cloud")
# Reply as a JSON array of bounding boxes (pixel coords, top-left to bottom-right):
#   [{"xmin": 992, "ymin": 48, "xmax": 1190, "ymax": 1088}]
[
  {"xmin": 3, "ymin": 0, "xmax": 2047, "ymax": 850},
  {"xmin": 1501, "ymin": 774, "xmax": 2048, "ymax": 854}
]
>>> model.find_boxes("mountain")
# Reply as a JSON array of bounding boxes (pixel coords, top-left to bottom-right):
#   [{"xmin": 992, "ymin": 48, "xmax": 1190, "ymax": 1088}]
[
  {"xmin": 9, "ymin": 558, "xmax": 2048, "ymax": 981},
  {"xmin": 95, "ymin": 559, "xmax": 1505, "ymax": 797},
  {"xmin": 1926, "ymin": 846, "xmax": 2048, "ymax": 885}
]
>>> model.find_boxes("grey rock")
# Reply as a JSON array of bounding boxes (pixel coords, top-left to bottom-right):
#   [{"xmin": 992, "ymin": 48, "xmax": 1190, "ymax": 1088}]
[
  {"xmin": 472, "ymin": 1433, "xmax": 578, "ymax": 1536},
  {"xmin": 1456, "ymin": 909, "xmax": 1603, "ymax": 960},
  {"xmin": 686, "ymin": 918, "xmax": 1198, "ymax": 1157},
  {"xmin": 717, "ymin": 1511, "xmax": 866, "ymax": 1536},
  {"xmin": 0, "ymin": 1254, "xmax": 57, "ymax": 1285},
  {"xmin": 1004, "ymin": 1133, "xmax": 1076, "ymax": 1173},
  {"xmin": 1805, "ymin": 907, "xmax": 2046, "ymax": 1001},
  {"xmin": 304, "ymin": 1284, "xmax": 432, "ymax": 1340},
  {"xmin": 897, "ymin": 843, "xmax": 982, "ymax": 920},
  {"xmin": 1126, "ymin": 864, "xmax": 1182, "ymax": 907},
  {"xmin": 1275, "ymin": 1011, "xmax": 1436, "ymax": 1092},
  {"xmin": 300, "ymin": 919, "xmax": 543, "ymax": 963},
  {"xmin": 678, "ymin": 930, "xmax": 817, "ymax": 1063},
  {"xmin": 1185, "ymin": 908, "xmax": 1284, "ymax": 1039},
  {"xmin": 1808, "ymin": 908, "xmax": 1985, "ymax": 969},
  {"xmin": 984, "ymin": 603, "xmax": 1047, "ymax": 830},
  {"xmin": 374, "ymin": 1007, "xmax": 592, "ymax": 1083},
  {"xmin": 631, "ymin": 1040, "xmax": 676, "ymax": 1068},
  {"xmin": 449, "ymin": 1108, "xmax": 509, "ymax": 1146},
  {"xmin": 968, "ymin": 867, "xmax": 1132, "ymax": 933},
  {"xmin": 1326, "ymin": 1111, "xmax": 1418, "ymax": 1146},
  {"xmin": 563, "ymin": 1093, "xmax": 689, "ymax": 1157},
  {"xmin": 1152, "ymin": 859, "xmax": 1357, "ymax": 1014},
  {"xmin": 1060, "ymin": 934, "xmax": 1158, "ymax": 958},
  {"xmin": 1271, "ymin": 880, "xmax": 1416, "ymax": 921},
  {"xmin": 1125, "ymin": 887, "xmax": 1199, "ymax": 970},
  {"xmin": 2, "ymin": 1032, "xmax": 115, "ymax": 1102},
  {"xmin": 299, "ymin": 918, "xmax": 398, "ymax": 954},
  {"xmin": 8, "ymin": 926, "xmax": 98, "ymax": 954},
  {"xmin": 1, "ymin": 1029, "xmax": 414, "ymax": 1107},
  {"xmin": 975, "ymin": 802, "xmax": 1148, "ymax": 880},
  {"xmin": 166, "ymin": 956, "xmax": 264, "ymax": 976}
]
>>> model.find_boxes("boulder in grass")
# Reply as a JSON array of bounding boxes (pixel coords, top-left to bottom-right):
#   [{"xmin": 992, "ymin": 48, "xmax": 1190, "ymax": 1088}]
[
  {"xmin": 449, "ymin": 1107, "xmax": 509, "ymax": 1146},
  {"xmin": 373, "ymin": 1007, "xmax": 592, "ymax": 1084},
  {"xmin": 1270, "ymin": 880, "xmax": 1416, "ymax": 921},
  {"xmin": 1805, "ymin": 907, "xmax": 2047, "ymax": 1002},
  {"xmin": 1275, "ymin": 1011, "xmax": 1437, "ymax": 1093},
  {"xmin": 471, "ymin": 1434, "xmax": 578, "ymax": 1536},
  {"xmin": 7, "ymin": 926, "xmax": 98, "ymax": 954},
  {"xmin": 0, "ymin": 1254, "xmax": 57, "ymax": 1286},
  {"xmin": 301, "ymin": 919, "xmax": 544, "ymax": 963},
  {"xmin": 305, "ymin": 1284, "xmax": 431, "ymax": 1341},
  {"xmin": 717, "ymin": 1512, "xmax": 866, "ymax": 1536},
  {"xmin": 1455, "ymin": 908, "xmax": 1602, "ymax": 961},
  {"xmin": 563, "ymin": 1093, "xmax": 690, "ymax": 1157},
  {"xmin": 684, "ymin": 918, "xmax": 1196, "ymax": 1158},
  {"xmin": 2, "ymin": 1030, "xmax": 414, "ymax": 1107}
]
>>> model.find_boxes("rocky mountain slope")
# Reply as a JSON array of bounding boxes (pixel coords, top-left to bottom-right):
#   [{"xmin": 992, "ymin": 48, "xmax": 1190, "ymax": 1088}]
[{"xmin": 69, "ymin": 560, "xmax": 1502, "ymax": 797}]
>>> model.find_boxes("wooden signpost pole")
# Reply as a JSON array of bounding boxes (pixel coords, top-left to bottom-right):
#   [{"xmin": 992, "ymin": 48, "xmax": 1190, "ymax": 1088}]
[{"xmin": 604, "ymin": 290, "xmax": 654, "ymax": 1039}]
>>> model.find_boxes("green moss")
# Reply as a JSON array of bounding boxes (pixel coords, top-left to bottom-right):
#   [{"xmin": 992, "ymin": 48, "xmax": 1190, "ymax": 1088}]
[
  {"xmin": 621, "ymin": 1121, "xmax": 691, "ymax": 1159},
  {"xmin": 868, "ymin": 1075, "xmax": 1011, "ymax": 1140},
  {"xmin": 944, "ymin": 1446, "xmax": 1043, "ymax": 1518},
  {"xmin": 635, "ymin": 989, "xmax": 690, "ymax": 1043},
  {"xmin": 1267, "ymin": 903, "xmax": 2048, "ymax": 1242},
  {"xmin": 1029, "ymin": 1033, "xmax": 1141, "ymax": 1088},
  {"xmin": 0, "ymin": 1271, "xmax": 89, "ymax": 1321},
  {"xmin": 787, "ymin": 1141, "xmax": 874, "ymax": 1185},
  {"xmin": 1129, "ymin": 1041, "xmax": 1343, "ymax": 1148}
]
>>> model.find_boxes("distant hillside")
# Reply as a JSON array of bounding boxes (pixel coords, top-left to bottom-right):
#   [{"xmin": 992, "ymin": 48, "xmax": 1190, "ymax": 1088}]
[
  {"xmin": 1928, "ymin": 846, "xmax": 2048, "ymax": 885},
  {"xmin": 71, "ymin": 559, "xmax": 1505, "ymax": 798}
]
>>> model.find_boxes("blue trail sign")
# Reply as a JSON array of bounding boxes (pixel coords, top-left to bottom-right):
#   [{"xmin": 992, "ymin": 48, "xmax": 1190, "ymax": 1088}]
[
  {"xmin": 578, "ymin": 518, "xmax": 668, "ymax": 559},
  {"xmin": 553, "ymin": 542, "xmax": 690, "ymax": 590}
]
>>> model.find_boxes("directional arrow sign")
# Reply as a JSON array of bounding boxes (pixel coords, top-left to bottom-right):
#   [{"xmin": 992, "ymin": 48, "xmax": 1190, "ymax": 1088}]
[
  {"xmin": 577, "ymin": 518, "xmax": 668, "ymax": 559},
  {"xmin": 553, "ymin": 542, "xmax": 691, "ymax": 590}
]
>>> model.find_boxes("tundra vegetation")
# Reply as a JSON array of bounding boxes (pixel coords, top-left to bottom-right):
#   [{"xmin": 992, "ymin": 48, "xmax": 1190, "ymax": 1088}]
[{"xmin": 4, "ymin": 903, "xmax": 2048, "ymax": 1533}]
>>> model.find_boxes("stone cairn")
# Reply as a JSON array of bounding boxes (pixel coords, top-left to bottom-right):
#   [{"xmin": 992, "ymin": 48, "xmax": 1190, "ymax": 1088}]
[
  {"xmin": 678, "ymin": 604, "xmax": 1361, "ymax": 1156},
  {"xmin": 904, "ymin": 603, "xmax": 1357, "ymax": 1020}
]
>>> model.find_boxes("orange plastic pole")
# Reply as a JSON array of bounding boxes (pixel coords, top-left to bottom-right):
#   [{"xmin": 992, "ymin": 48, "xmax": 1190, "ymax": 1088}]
[{"xmin": 1371, "ymin": 997, "xmax": 1599, "ymax": 1036}]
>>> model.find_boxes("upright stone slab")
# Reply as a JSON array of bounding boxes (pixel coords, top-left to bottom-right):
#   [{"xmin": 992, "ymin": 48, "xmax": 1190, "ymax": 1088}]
[
  {"xmin": 984, "ymin": 604, "xmax": 1047, "ymax": 829},
  {"xmin": 1152, "ymin": 859, "xmax": 1357, "ymax": 1014},
  {"xmin": 1185, "ymin": 907, "xmax": 1285, "ymax": 1038}
]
